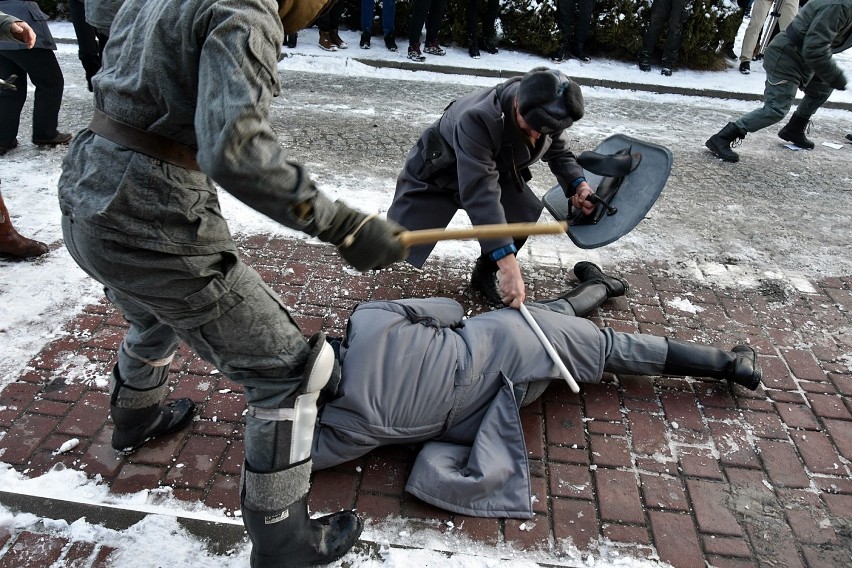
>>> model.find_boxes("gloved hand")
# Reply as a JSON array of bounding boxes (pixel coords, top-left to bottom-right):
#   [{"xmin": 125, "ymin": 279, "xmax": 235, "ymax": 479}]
[{"xmin": 317, "ymin": 200, "xmax": 408, "ymax": 271}]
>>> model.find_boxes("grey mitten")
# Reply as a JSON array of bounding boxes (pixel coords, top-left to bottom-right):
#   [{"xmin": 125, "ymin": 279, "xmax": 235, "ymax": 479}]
[{"xmin": 317, "ymin": 201, "xmax": 408, "ymax": 271}]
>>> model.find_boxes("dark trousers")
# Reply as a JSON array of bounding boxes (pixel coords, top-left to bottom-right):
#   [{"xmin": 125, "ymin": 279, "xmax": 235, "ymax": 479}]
[
  {"xmin": 640, "ymin": 0, "xmax": 690, "ymax": 67},
  {"xmin": 408, "ymin": 0, "xmax": 448, "ymax": 45},
  {"xmin": 68, "ymin": 0, "xmax": 106, "ymax": 86},
  {"xmin": 466, "ymin": 0, "xmax": 499, "ymax": 39},
  {"xmin": 0, "ymin": 48, "xmax": 64, "ymax": 145},
  {"xmin": 316, "ymin": 0, "xmax": 344, "ymax": 31},
  {"xmin": 556, "ymin": 0, "xmax": 595, "ymax": 53}
]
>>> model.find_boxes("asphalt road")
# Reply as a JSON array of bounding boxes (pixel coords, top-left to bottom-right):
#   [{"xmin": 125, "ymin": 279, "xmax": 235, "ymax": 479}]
[{"xmin": 49, "ymin": 47, "xmax": 852, "ymax": 285}]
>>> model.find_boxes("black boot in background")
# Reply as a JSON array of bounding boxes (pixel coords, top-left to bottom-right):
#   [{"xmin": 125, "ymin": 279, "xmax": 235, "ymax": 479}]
[
  {"xmin": 470, "ymin": 256, "xmax": 502, "ymax": 306},
  {"xmin": 705, "ymin": 122, "xmax": 747, "ymax": 162},
  {"xmin": 778, "ymin": 113, "xmax": 815, "ymax": 149}
]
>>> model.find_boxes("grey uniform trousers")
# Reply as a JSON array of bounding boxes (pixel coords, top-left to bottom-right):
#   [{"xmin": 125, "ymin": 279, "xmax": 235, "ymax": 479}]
[
  {"xmin": 735, "ymin": 34, "xmax": 836, "ymax": 132},
  {"xmin": 61, "ymin": 215, "xmax": 310, "ymax": 414}
]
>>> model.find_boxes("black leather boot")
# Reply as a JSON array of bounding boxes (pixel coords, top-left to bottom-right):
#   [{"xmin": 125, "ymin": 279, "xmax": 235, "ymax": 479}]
[
  {"xmin": 470, "ymin": 256, "xmax": 502, "ymax": 306},
  {"xmin": 663, "ymin": 340, "xmax": 762, "ymax": 390},
  {"xmin": 110, "ymin": 368, "xmax": 195, "ymax": 454},
  {"xmin": 573, "ymin": 261, "xmax": 629, "ymax": 297},
  {"xmin": 778, "ymin": 113, "xmax": 815, "ymax": 150},
  {"xmin": 705, "ymin": 122, "xmax": 747, "ymax": 163},
  {"xmin": 242, "ymin": 491, "xmax": 362, "ymax": 568}
]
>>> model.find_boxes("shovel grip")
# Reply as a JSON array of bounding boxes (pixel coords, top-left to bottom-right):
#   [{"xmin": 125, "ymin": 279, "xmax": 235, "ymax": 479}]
[{"xmin": 399, "ymin": 221, "xmax": 567, "ymax": 248}]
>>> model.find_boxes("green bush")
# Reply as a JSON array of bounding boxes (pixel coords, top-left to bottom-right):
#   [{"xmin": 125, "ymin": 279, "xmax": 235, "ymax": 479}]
[
  {"xmin": 41, "ymin": 0, "xmax": 741, "ymax": 70},
  {"xmin": 347, "ymin": 0, "xmax": 741, "ymax": 70}
]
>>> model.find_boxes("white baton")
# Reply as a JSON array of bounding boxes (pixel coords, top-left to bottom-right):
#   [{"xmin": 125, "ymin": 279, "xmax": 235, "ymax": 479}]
[{"xmin": 519, "ymin": 304, "xmax": 580, "ymax": 394}]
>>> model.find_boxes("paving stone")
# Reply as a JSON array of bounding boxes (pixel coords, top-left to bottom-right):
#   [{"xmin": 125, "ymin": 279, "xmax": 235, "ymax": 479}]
[
  {"xmin": 629, "ymin": 412, "xmax": 670, "ymax": 457},
  {"xmin": 778, "ymin": 490, "xmax": 837, "ymax": 545},
  {"xmin": 756, "ymin": 440, "xmax": 811, "ymax": 489},
  {"xmin": 520, "ymin": 409, "xmax": 544, "ymax": 460},
  {"xmin": 776, "ymin": 402, "xmax": 820, "ymax": 431},
  {"xmin": 686, "ymin": 479, "xmax": 743, "ymax": 536},
  {"xmin": 590, "ymin": 434, "xmax": 631, "ymax": 468},
  {"xmin": 355, "ymin": 493, "xmax": 402, "ymax": 520},
  {"xmin": 582, "ymin": 383, "xmax": 622, "ymax": 421},
  {"xmin": 660, "ymin": 390, "xmax": 704, "ymax": 431},
  {"xmin": 782, "ymin": 349, "xmax": 828, "ymax": 383},
  {"xmin": 744, "ymin": 410, "xmax": 787, "ymax": 439},
  {"xmin": 708, "ymin": 421, "xmax": 760, "ymax": 468},
  {"xmin": 308, "ymin": 468, "xmax": 359, "ymax": 512},
  {"xmin": 0, "ymin": 414, "xmax": 59, "ymax": 464},
  {"xmin": 701, "ymin": 535, "xmax": 752, "ymax": 558},
  {"xmin": 360, "ymin": 457, "xmax": 408, "ymax": 495},
  {"xmin": 62, "ymin": 541, "xmax": 96, "ymax": 567},
  {"xmin": 544, "ymin": 400, "xmax": 586, "ymax": 448},
  {"xmin": 552, "ymin": 497, "xmax": 599, "ymax": 549},
  {"xmin": 640, "ymin": 473, "xmax": 689, "ymax": 511},
  {"xmin": 204, "ymin": 473, "xmax": 240, "ymax": 513},
  {"xmin": 806, "ymin": 393, "xmax": 852, "ymax": 420},
  {"xmin": 800, "ymin": 544, "xmax": 852, "ymax": 568},
  {"xmin": 549, "ymin": 463, "xmax": 594, "ymax": 500},
  {"xmin": 602, "ymin": 523, "xmax": 650, "ymax": 545},
  {"xmin": 648, "ymin": 510, "xmax": 704, "ymax": 568},
  {"xmin": 790, "ymin": 430, "xmax": 845, "ymax": 475},
  {"xmin": 504, "ymin": 514, "xmax": 551, "ymax": 551},
  {"xmin": 823, "ymin": 418, "xmax": 852, "ymax": 461},
  {"xmin": 55, "ymin": 391, "xmax": 109, "ymax": 437},
  {"xmin": 756, "ymin": 355, "xmax": 798, "ymax": 390},
  {"xmin": 111, "ymin": 463, "xmax": 165, "ymax": 495},
  {"xmin": 595, "ymin": 468, "xmax": 644, "ymax": 524},
  {"xmin": 164, "ymin": 435, "xmax": 230, "ymax": 489},
  {"xmin": 0, "ymin": 531, "xmax": 67, "ymax": 567},
  {"xmin": 678, "ymin": 446, "xmax": 724, "ymax": 481}
]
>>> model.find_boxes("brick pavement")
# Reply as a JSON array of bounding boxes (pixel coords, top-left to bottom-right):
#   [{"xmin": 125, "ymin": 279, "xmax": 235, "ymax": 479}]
[{"xmin": 1, "ymin": 236, "xmax": 851, "ymax": 567}]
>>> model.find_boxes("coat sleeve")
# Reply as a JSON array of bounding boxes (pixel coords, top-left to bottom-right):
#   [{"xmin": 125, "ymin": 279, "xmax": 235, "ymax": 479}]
[
  {"xmin": 801, "ymin": 2, "xmax": 851, "ymax": 90},
  {"xmin": 543, "ymin": 130, "xmax": 587, "ymax": 196},
  {"xmin": 192, "ymin": 2, "xmax": 338, "ymax": 237}
]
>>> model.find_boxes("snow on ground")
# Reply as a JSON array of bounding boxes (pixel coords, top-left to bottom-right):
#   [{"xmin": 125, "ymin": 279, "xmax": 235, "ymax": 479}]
[{"xmin": 0, "ymin": 19, "xmax": 849, "ymax": 567}]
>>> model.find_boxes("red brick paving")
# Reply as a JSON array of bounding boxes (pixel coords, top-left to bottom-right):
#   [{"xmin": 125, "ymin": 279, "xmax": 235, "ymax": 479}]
[{"xmin": 1, "ymin": 238, "xmax": 851, "ymax": 566}]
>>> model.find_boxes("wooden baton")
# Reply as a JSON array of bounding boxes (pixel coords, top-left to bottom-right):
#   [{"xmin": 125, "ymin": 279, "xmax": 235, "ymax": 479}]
[{"xmin": 398, "ymin": 221, "xmax": 568, "ymax": 248}]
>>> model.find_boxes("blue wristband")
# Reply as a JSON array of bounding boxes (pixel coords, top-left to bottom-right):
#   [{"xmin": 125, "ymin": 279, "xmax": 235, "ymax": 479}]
[
  {"xmin": 571, "ymin": 176, "xmax": 587, "ymax": 189},
  {"xmin": 488, "ymin": 243, "xmax": 518, "ymax": 262}
]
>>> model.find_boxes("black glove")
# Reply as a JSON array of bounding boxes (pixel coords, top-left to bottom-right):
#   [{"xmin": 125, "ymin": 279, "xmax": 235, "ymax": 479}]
[{"xmin": 317, "ymin": 201, "xmax": 408, "ymax": 271}]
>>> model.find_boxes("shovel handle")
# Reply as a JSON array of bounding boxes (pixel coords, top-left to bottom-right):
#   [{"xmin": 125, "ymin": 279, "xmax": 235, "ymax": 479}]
[{"xmin": 399, "ymin": 221, "xmax": 568, "ymax": 248}]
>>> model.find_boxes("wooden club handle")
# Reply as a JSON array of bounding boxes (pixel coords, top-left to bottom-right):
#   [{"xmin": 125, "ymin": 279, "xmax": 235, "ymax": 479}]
[{"xmin": 398, "ymin": 221, "xmax": 568, "ymax": 248}]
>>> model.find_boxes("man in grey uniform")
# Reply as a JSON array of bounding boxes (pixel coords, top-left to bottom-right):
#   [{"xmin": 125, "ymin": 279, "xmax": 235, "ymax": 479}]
[
  {"xmin": 387, "ymin": 67, "xmax": 595, "ymax": 308},
  {"xmin": 312, "ymin": 263, "xmax": 762, "ymax": 518},
  {"xmin": 58, "ymin": 0, "xmax": 407, "ymax": 566},
  {"xmin": 706, "ymin": 0, "xmax": 852, "ymax": 162}
]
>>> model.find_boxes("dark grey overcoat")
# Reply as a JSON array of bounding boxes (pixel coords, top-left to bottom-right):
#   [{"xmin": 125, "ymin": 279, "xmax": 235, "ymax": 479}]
[
  {"xmin": 386, "ymin": 78, "xmax": 587, "ymax": 267},
  {"xmin": 312, "ymin": 298, "xmax": 605, "ymax": 518}
]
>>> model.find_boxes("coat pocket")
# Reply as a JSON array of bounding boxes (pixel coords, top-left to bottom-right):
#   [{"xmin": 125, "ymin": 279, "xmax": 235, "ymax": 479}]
[{"xmin": 416, "ymin": 125, "xmax": 456, "ymax": 180}]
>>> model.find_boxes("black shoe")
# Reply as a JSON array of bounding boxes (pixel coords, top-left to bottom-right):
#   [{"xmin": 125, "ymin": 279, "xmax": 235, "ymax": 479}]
[
  {"xmin": 423, "ymin": 40, "xmax": 446, "ymax": 56},
  {"xmin": 360, "ymin": 32, "xmax": 371, "ymax": 49},
  {"xmin": 470, "ymin": 259, "xmax": 502, "ymax": 306},
  {"xmin": 846, "ymin": 133, "xmax": 852, "ymax": 143},
  {"xmin": 661, "ymin": 67, "xmax": 673, "ymax": 76},
  {"xmin": 0, "ymin": 138, "xmax": 18, "ymax": 156},
  {"xmin": 639, "ymin": 61, "xmax": 651, "ymax": 72},
  {"xmin": 285, "ymin": 33, "xmax": 298, "ymax": 48},
  {"xmin": 407, "ymin": 43, "xmax": 426, "ymax": 62},
  {"xmin": 33, "ymin": 132, "xmax": 72, "ymax": 146},
  {"xmin": 739, "ymin": 61, "xmax": 750, "ymax": 74},
  {"xmin": 384, "ymin": 34, "xmax": 398, "ymax": 52},
  {"xmin": 722, "ymin": 46, "xmax": 737, "ymax": 60},
  {"xmin": 573, "ymin": 261, "xmax": 628, "ymax": 297},
  {"xmin": 482, "ymin": 36, "xmax": 498, "ymax": 54},
  {"xmin": 572, "ymin": 50, "xmax": 591, "ymax": 63},
  {"xmin": 550, "ymin": 44, "xmax": 568, "ymax": 63},
  {"xmin": 705, "ymin": 122, "xmax": 747, "ymax": 162},
  {"xmin": 111, "ymin": 398, "xmax": 196, "ymax": 454}
]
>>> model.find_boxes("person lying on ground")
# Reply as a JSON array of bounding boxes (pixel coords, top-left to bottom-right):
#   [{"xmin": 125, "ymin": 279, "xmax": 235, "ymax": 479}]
[{"xmin": 309, "ymin": 262, "xmax": 762, "ymax": 518}]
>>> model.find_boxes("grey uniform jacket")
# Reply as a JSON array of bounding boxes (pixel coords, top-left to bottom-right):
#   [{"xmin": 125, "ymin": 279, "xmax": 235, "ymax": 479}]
[
  {"xmin": 0, "ymin": 1, "xmax": 55, "ymax": 50},
  {"xmin": 765, "ymin": 0, "xmax": 852, "ymax": 90},
  {"xmin": 312, "ymin": 298, "xmax": 605, "ymax": 518},
  {"xmin": 388, "ymin": 78, "xmax": 586, "ymax": 267},
  {"xmin": 58, "ymin": 0, "xmax": 339, "ymax": 255}
]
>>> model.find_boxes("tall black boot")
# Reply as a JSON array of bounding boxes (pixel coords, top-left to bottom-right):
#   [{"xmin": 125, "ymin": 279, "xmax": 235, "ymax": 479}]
[
  {"xmin": 573, "ymin": 261, "xmax": 629, "ymax": 297},
  {"xmin": 778, "ymin": 113, "xmax": 815, "ymax": 150},
  {"xmin": 663, "ymin": 339, "xmax": 762, "ymax": 390},
  {"xmin": 110, "ymin": 367, "xmax": 195, "ymax": 454},
  {"xmin": 240, "ymin": 333, "xmax": 362, "ymax": 567},
  {"xmin": 468, "ymin": 34, "xmax": 480, "ymax": 58},
  {"xmin": 470, "ymin": 256, "xmax": 502, "ymax": 306},
  {"xmin": 705, "ymin": 122, "xmax": 747, "ymax": 163}
]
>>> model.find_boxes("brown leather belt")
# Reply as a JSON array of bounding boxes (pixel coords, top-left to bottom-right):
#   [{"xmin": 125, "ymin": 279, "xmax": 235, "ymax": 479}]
[{"xmin": 88, "ymin": 109, "xmax": 200, "ymax": 171}]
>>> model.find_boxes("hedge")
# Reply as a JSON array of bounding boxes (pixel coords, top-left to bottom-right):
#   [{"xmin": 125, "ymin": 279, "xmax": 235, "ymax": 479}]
[{"xmin": 37, "ymin": 0, "xmax": 743, "ymax": 71}]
